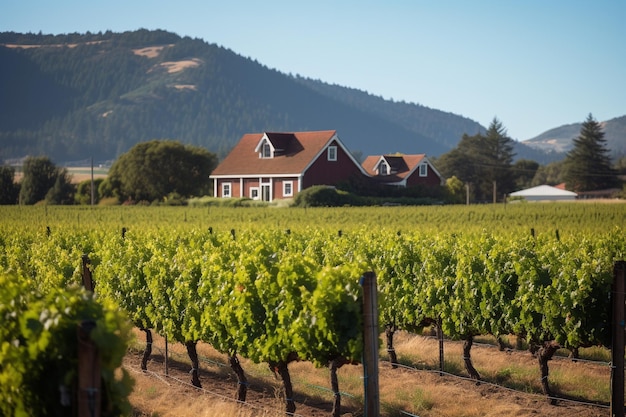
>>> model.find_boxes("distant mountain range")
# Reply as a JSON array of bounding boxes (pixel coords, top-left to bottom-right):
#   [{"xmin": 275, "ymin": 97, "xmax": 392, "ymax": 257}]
[{"xmin": 0, "ymin": 29, "xmax": 623, "ymax": 165}]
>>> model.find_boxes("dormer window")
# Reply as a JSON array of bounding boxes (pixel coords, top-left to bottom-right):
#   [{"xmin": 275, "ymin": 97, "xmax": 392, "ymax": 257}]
[
  {"xmin": 261, "ymin": 141, "xmax": 272, "ymax": 158},
  {"xmin": 379, "ymin": 162, "xmax": 389, "ymax": 176}
]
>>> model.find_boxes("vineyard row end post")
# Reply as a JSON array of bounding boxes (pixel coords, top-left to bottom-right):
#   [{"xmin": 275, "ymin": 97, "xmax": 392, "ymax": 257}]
[
  {"xmin": 360, "ymin": 271, "xmax": 380, "ymax": 417},
  {"xmin": 611, "ymin": 260, "xmax": 625, "ymax": 417}
]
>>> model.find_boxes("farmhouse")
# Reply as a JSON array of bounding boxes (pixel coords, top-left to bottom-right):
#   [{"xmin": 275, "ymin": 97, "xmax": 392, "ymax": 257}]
[
  {"xmin": 210, "ymin": 130, "xmax": 445, "ymax": 201},
  {"xmin": 210, "ymin": 130, "xmax": 368, "ymax": 201},
  {"xmin": 361, "ymin": 154, "xmax": 445, "ymax": 187}
]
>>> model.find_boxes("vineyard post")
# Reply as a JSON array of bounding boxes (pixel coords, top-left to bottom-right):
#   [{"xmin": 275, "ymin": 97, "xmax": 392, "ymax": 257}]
[
  {"xmin": 437, "ymin": 319, "xmax": 444, "ymax": 376},
  {"xmin": 611, "ymin": 261, "xmax": 625, "ymax": 417},
  {"xmin": 360, "ymin": 271, "xmax": 380, "ymax": 417},
  {"xmin": 164, "ymin": 335, "xmax": 169, "ymax": 376},
  {"xmin": 77, "ymin": 320, "xmax": 101, "ymax": 417},
  {"xmin": 81, "ymin": 254, "xmax": 94, "ymax": 292}
]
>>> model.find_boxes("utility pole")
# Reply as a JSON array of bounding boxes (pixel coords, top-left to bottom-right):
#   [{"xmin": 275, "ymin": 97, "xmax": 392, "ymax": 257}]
[{"xmin": 90, "ymin": 157, "xmax": 95, "ymax": 206}]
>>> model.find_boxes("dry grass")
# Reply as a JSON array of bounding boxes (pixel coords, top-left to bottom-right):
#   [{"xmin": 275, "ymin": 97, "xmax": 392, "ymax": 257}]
[
  {"xmin": 126, "ymin": 329, "xmax": 609, "ymax": 417},
  {"xmin": 132, "ymin": 46, "xmax": 169, "ymax": 58},
  {"xmin": 157, "ymin": 59, "xmax": 202, "ymax": 74}
]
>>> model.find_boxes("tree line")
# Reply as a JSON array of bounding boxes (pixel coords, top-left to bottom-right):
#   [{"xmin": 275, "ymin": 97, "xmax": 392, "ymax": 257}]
[
  {"xmin": 0, "ymin": 114, "xmax": 622, "ymax": 206},
  {"xmin": 0, "ymin": 140, "xmax": 217, "ymax": 205},
  {"xmin": 435, "ymin": 114, "xmax": 622, "ymax": 202}
]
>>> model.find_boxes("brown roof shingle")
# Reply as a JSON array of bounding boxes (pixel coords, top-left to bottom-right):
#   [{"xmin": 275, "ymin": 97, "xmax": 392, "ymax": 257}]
[
  {"xmin": 361, "ymin": 154, "xmax": 426, "ymax": 182},
  {"xmin": 211, "ymin": 130, "xmax": 338, "ymax": 176}
]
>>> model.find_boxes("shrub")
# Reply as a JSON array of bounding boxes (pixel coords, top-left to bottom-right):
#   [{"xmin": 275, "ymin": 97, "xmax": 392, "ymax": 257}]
[{"xmin": 294, "ymin": 186, "xmax": 360, "ymax": 207}]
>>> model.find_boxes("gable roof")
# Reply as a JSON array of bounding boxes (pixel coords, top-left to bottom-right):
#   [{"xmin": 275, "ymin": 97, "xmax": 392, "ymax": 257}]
[
  {"xmin": 361, "ymin": 154, "xmax": 428, "ymax": 182},
  {"xmin": 211, "ymin": 130, "xmax": 341, "ymax": 176}
]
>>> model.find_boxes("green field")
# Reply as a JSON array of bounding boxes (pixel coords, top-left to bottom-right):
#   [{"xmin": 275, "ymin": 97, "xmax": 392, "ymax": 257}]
[
  {"xmin": 2, "ymin": 202, "xmax": 626, "ymax": 415},
  {"xmin": 2, "ymin": 202, "xmax": 625, "ymax": 236}
]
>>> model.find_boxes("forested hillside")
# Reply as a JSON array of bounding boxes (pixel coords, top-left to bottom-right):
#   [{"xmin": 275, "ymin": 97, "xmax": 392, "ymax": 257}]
[
  {"xmin": 292, "ymin": 77, "xmax": 555, "ymax": 163},
  {"xmin": 0, "ymin": 29, "xmax": 483, "ymax": 164},
  {"xmin": 3, "ymin": 28, "xmax": 604, "ymax": 166}
]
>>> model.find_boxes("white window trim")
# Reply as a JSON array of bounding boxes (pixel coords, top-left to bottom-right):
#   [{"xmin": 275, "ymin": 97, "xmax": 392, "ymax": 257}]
[
  {"xmin": 261, "ymin": 178, "xmax": 272, "ymax": 202},
  {"xmin": 261, "ymin": 141, "xmax": 272, "ymax": 158},
  {"xmin": 222, "ymin": 182, "xmax": 232, "ymax": 197},
  {"xmin": 250, "ymin": 187, "xmax": 260, "ymax": 200},
  {"xmin": 419, "ymin": 164, "xmax": 428, "ymax": 177},
  {"xmin": 327, "ymin": 145, "xmax": 337, "ymax": 161},
  {"xmin": 283, "ymin": 181, "xmax": 293, "ymax": 197},
  {"xmin": 379, "ymin": 161, "xmax": 389, "ymax": 176}
]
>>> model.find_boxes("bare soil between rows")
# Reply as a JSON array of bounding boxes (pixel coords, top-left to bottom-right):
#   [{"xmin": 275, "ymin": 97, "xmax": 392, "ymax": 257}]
[{"xmin": 125, "ymin": 338, "xmax": 609, "ymax": 417}]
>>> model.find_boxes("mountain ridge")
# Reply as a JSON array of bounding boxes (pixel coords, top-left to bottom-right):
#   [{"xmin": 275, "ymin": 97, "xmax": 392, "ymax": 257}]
[
  {"xmin": 523, "ymin": 115, "xmax": 626, "ymax": 157},
  {"xmin": 0, "ymin": 29, "xmax": 622, "ymax": 165}
]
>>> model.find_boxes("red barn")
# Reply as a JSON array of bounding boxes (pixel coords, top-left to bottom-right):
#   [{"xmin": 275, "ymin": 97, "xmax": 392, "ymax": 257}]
[
  {"xmin": 210, "ymin": 130, "xmax": 368, "ymax": 201},
  {"xmin": 361, "ymin": 154, "xmax": 445, "ymax": 187}
]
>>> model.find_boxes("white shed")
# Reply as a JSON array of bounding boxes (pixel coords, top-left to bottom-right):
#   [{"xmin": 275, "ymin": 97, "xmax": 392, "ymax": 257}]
[{"xmin": 509, "ymin": 185, "xmax": 577, "ymax": 201}]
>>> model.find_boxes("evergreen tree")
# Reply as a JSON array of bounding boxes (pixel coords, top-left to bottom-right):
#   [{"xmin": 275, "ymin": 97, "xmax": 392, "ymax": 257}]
[
  {"xmin": 483, "ymin": 118, "xmax": 516, "ymax": 198},
  {"xmin": 437, "ymin": 118, "xmax": 515, "ymax": 202},
  {"xmin": 45, "ymin": 168, "xmax": 75, "ymax": 205},
  {"xmin": 563, "ymin": 114, "xmax": 619, "ymax": 191},
  {"xmin": 0, "ymin": 166, "xmax": 20, "ymax": 204}
]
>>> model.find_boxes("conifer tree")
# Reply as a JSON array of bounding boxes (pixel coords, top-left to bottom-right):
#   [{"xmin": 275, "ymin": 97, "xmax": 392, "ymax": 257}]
[
  {"xmin": 483, "ymin": 118, "xmax": 516, "ymax": 198},
  {"xmin": 563, "ymin": 114, "xmax": 619, "ymax": 191},
  {"xmin": 437, "ymin": 117, "xmax": 515, "ymax": 202}
]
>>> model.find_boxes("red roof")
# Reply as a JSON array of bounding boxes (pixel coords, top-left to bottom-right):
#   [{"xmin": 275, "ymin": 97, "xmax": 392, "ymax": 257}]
[
  {"xmin": 361, "ymin": 154, "xmax": 426, "ymax": 182},
  {"xmin": 211, "ymin": 130, "xmax": 338, "ymax": 176}
]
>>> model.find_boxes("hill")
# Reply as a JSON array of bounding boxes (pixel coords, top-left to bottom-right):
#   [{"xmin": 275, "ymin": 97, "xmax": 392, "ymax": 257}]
[
  {"xmin": 523, "ymin": 115, "xmax": 626, "ymax": 157},
  {"xmin": 2, "ymin": 29, "xmax": 618, "ymax": 166},
  {"xmin": 0, "ymin": 29, "xmax": 484, "ymax": 164}
]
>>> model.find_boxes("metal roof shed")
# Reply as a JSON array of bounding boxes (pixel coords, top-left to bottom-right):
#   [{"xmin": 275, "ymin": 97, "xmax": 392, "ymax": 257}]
[{"xmin": 509, "ymin": 185, "xmax": 578, "ymax": 201}]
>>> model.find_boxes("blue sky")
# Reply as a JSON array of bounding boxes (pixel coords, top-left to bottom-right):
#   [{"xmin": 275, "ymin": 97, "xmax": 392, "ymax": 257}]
[{"xmin": 2, "ymin": 0, "xmax": 625, "ymax": 141}]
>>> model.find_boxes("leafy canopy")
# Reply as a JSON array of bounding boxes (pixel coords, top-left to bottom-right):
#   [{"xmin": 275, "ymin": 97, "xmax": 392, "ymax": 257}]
[
  {"xmin": 18, "ymin": 156, "xmax": 74, "ymax": 205},
  {"xmin": 0, "ymin": 166, "xmax": 20, "ymax": 204},
  {"xmin": 106, "ymin": 140, "xmax": 218, "ymax": 202}
]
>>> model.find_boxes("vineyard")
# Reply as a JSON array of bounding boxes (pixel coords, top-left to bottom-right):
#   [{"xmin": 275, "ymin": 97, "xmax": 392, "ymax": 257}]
[{"xmin": 1, "ymin": 203, "xmax": 625, "ymax": 416}]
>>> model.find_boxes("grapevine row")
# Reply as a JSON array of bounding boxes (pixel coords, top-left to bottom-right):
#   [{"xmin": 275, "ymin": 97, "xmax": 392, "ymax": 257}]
[
  {"xmin": 0, "ymin": 271, "xmax": 131, "ymax": 416},
  {"xmin": 1, "ymin": 225, "xmax": 624, "ymax": 413}
]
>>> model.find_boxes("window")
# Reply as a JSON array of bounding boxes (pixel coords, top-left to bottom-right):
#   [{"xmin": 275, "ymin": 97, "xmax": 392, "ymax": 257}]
[
  {"xmin": 379, "ymin": 162, "xmax": 388, "ymax": 176},
  {"xmin": 419, "ymin": 164, "xmax": 428, "ymax": 177},
  {"xmin": 327, "ymin": 146, "xmax": 337, "ymax": 161},
  {"xmin": 222, "ymin": 182, "xmax": 231, "ymax": 197},
  {"xmin": 261, "ymin": 142, "xmax": 272, "ymax": 158},
  {"xmin": 250, "ymin": 187, "xmax": 259, "ymax": 200},
  {"xmin": 283, "ymin": 181, "xmax": 293, "ymax": 197}
]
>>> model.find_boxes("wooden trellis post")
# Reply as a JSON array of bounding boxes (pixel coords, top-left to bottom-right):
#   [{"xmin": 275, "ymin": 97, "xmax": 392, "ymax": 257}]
[
  {"xmin": 611, "ymin": 261, "xmax": 625, "ymax": 417},
  {"xmin": 360, "ymin": 271, "xmax": 380, "ymax": 417},
  {"xmin": 77, "ymin": 320, "xmax": 101, "ymax": 417}
]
